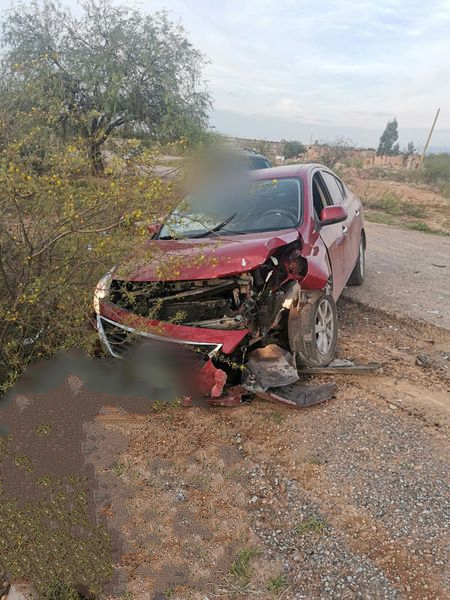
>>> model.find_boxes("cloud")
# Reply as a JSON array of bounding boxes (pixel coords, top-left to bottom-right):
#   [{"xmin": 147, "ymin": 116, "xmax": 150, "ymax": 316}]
[{"xmin": 1, "ymin": 0, "xmax": 447, "ymax": 146}]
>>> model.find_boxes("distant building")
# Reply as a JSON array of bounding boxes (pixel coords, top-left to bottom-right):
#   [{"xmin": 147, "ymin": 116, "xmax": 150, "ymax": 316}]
[{"xmin": 225, "ymin": 137, "xmax": 419, "ymax": 169}]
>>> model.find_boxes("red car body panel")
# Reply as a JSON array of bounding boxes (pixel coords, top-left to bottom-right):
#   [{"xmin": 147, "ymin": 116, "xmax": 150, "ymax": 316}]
[
  {"xmin": 97, "ymin": 164, "xmax": 365, "ymax": 357},
  {"xmin": 117, "ymin": 229, "xmax": 301, "ymax": 282},
  {"xmin": 99, "ymin": 300, "xmax": 249, "ymax": 354}
]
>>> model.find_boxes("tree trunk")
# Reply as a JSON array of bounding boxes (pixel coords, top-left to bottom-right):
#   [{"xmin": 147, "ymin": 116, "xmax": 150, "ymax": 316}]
[{"xmin": 89, "ymin": 141, "xmax": 104, "ymax": 176}]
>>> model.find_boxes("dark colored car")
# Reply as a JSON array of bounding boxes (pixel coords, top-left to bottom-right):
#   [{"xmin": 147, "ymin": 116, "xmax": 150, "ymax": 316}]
[
  {"xmin": 236, "ymin": 148, "xmax": 272, "ymax": 169},
  {"xmin": 94, "ymin": 164, "xmax": 365, "ymax": 395}
]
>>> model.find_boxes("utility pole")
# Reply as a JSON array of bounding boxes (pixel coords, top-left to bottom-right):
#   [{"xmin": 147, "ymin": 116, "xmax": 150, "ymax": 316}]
[{"xmin": 419, "ymin": 108, "xmax": 440, "ymax": 167}]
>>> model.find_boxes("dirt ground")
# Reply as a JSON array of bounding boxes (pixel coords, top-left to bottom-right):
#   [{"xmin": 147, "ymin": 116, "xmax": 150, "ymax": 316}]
[
  {"xmin": 93, "ymin": 299, "xmax": 449, "ymax": 600},
  {"xmin": 343, "ymin": 169, "xmax": 450, "ymax": 234},
  {"xmin": 3, "ymin": 298, "xmax": 448, "ymax": 600},
  {"xmin": 2, "ymin": 165, "xmax": 450, "ymax": 600}
]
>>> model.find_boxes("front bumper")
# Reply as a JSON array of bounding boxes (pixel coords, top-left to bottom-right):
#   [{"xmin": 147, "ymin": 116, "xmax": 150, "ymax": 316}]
[{"xmin": 97, "ymin": 301, "xmax": 250, "ymax": 357}]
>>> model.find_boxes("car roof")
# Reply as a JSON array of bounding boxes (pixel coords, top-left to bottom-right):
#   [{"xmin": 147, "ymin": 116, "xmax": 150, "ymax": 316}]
[
  {"xmin": 237, "ymin": 149, "xmax": 269, "ymax": 160},
  {"xmin": 249, "ymin": 163, "xmax": 325, "ymax": 179}
]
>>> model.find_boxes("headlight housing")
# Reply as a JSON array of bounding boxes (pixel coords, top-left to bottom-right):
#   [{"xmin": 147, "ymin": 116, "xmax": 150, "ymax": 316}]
[{"xmin": 93, "ymin": 268, "xmax": 114, "ymax": 314}]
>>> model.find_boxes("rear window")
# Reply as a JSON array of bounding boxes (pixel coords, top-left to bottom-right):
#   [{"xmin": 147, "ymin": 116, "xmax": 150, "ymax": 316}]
[{"xmin": 249, "ymin": 157, "xmax": 271, "ymax": 169}]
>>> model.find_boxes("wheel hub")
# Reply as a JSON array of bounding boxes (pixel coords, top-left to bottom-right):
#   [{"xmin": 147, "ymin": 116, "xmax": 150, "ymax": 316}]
[
  {"xmin": 359, "ymin": 240, "xmax": 365, "ymax": 276},
  {"xmin": 315, "ymin": 298, "xmax": 334, "ymax": 355}
]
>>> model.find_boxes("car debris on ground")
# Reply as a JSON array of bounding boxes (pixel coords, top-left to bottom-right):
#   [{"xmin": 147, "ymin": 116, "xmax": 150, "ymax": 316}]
[{"xmin": 180, "ymin": 342, "xmax": 382, "ymax": 409}]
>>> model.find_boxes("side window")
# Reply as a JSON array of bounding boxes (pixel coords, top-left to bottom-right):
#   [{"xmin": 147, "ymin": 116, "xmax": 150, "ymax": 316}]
[
  {"xmin": 335, "ymin": 176, "xmax": 347, "ymax": 200},
  {"xmin": 250, "ymin": 157, "xmax": 270, "ymax": 169},
  {"xmin": 321, "ymin": 171, "xmax": 345, "ymax": 204},
  {"xmin": 312, "ymin": 173, "xmax": 330, "ymax": 218}
]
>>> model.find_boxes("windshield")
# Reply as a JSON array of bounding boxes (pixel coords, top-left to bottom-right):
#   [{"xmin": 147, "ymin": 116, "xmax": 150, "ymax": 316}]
[
  {"xmin": 247, "ymin": 157, "xmax": 271, "ymax": 169},
  {"xmin": 158, "ymin": 178, "xmax": 302, "ymax": 239}
]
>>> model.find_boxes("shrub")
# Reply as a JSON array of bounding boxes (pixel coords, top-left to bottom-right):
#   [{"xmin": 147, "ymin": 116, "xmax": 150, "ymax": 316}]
[
  {"xmin": 0, "ymin": 124, "xmax": 177, "ymax": 394},
  {"xmin": 316, "ymin": 137, "xmax": 352, "ymax": 168},
  {"xmin": 422, "ymin": 153, "xmax": 450, "ymax": 186},
  {"xmin": 363, "ymin": 192, "xmax": 426, "ymax": 218},
  {"xmin": 283, "ymin": 140, "xmax": 306, "ymax": 159}
]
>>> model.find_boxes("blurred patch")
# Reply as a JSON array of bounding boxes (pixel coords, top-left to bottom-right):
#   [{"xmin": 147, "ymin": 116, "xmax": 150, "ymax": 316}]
[{"xmin": 0, "ymin": 346, "xmax": 210, "ymax": 424}]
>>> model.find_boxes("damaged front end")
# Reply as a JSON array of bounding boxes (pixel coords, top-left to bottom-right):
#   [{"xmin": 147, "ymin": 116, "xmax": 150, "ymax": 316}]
[{"xmin": 95, "ymin": 239, "xmax": 312, "ymax": 403}]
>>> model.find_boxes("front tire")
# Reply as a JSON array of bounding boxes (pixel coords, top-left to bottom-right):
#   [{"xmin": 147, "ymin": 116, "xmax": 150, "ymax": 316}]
[
  {"xmin": 347, "ymin": 235, "xmax": 365, "ymax": 286},
  {"xmin": 288, "ymin": 294, "xmax": 338, "ymax": 367}
]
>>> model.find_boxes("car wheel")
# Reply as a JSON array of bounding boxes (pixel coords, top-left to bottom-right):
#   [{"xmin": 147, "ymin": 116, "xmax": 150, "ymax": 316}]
[
  {"xmin": 288, "ymin": 294, "xmax": 338, "ymax": 367},
  {"xmin": 347, "ymin": 235, "xmax": 365, "ymax": 286}
]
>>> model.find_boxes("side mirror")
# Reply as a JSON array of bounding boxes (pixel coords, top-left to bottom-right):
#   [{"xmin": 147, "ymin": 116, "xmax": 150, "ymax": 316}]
[
  {"xmin": 135, "ymin": 221, "xmax": 161, "ymax": 237},
  {"xmin": 319, "ymin": 205, "xmax": 347, "ymax": 227},
  {"xmin": 146, "ymin": 223, "xmax": 161, "ymax": 237}
]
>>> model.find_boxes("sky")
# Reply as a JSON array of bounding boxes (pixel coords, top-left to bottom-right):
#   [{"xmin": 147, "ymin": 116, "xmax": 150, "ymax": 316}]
[{"xmin": 1, "ymin": 0, "xmax": 450, "ymax": 149}]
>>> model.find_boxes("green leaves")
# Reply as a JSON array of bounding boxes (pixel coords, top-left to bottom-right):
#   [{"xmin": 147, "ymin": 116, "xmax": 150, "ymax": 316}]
[
  {"xmin": 1, "ymin": 0, "xmax": 211, "ymax": 171},
  {"xmin": 377, "ymin": 118, "xmax": 399, "ymax": 156},
  {"xmin": 0, "ymin": 125, "xmax": 176, "ymax": 393}
]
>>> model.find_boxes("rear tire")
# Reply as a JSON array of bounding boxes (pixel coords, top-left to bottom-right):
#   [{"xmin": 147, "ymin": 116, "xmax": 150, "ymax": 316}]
[
  {"xmin": 347, "ymin": 235, "xmax": 365, "ymax": 286},
  {"xmin": 288, "ymin": 294, "xmax": 338, "ymax": 367}
]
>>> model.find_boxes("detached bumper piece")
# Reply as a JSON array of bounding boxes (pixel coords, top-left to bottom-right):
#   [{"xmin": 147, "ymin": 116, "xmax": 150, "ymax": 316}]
[
  {"xmin": 241, "ymin": 381, "xmax": 337, "ymax": 407},
  {"xmin": 182, "ymin": 344, "xmax": 337, "ymax": 409},
  {"xmin": 97, "ymin": 315, "xmax": 220, "ymax": 359},
  {"xmin": 187, "ymin": 379, "xmax": 337, "ymax": 409},
  {"xmin": 97, "ymin": 316, "xmax": 373, "ymax": 410}
]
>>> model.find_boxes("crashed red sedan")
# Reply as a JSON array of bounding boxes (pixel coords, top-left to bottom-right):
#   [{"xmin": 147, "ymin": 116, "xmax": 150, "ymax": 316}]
[{"xmin": 94, "ymin": 164, "xmax": 365, "ymax": 397}]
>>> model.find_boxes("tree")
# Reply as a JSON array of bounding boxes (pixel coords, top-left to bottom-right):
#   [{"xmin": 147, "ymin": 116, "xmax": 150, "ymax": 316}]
[
  {"xmin": 254, "ymin": 140, "xmax": 273, "ymax": 158},
  {"xmin": 377, "ymin": 119, "xmax": 399, "ymax": 156},
  {"xmin": 317, "ymin": 137, "xmax": 352, "ymax": 168},
  {"xmin": 0, "ymin": 0, "xmax": 211, "ymax": 174},
  {"xmin": 283, "ymin": 140, "xmax": 306, "ymax": 159},
  {"xmin": 0, "ymin": 110, "xmax": 177, "ymax": 394},
  {"xmin": 405, "ymin": 141, "xmax": 416, "ymax": 156}
]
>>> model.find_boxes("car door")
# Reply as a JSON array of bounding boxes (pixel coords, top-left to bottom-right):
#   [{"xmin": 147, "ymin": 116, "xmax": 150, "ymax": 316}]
[
  {"xmin": 320, "ymin": 170, "xmax": 359, "ymax": 290},
  {"xmin": 311, "ymin": 170, "xmax": 348, "ymax": 299},
  {"xmin": 338, "ymin": 177, "xmax": 363, "ymax": 264},
  {"xmin": 313, "ymin": 169, "xmax": 356, "ymax": 299},
  {"xmin": 324, "ymin": 170, "xmax": 362, "ymax": 265}
]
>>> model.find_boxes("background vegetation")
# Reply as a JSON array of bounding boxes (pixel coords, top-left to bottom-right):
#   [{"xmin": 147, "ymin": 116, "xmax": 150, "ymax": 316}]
[
  {"xmin": 0, "ymin": 0, "xmax": 217, "ymax": 597},
  {"xmin": 282, "ymin": 140, "xmax": 306, "ymax": 159},
  {"xmin": 366, "ymin": 153, "xmax": 450, "ymax": 198},
  {"xmin": 0, "ymin": 0, "xmax": 213, "ymax": 396},
  {"xmin": 1, "ymin": 0, "xmax": 211, "ymax": 174}
]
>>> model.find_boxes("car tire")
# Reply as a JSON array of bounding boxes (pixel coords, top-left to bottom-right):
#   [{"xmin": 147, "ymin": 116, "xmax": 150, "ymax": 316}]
[
  {"xmin": 347, "ymin": 234, "xmax": 365, "ymax": 286},
  {"xmin": 288, "ymin": 293, "xmax": 338, "ymax": 367}
]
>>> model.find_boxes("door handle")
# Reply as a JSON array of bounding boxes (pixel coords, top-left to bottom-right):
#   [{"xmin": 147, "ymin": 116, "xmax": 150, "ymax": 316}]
[{"xmin": 342, "ymin": 225, "xmax": 348, "ymax": 236}]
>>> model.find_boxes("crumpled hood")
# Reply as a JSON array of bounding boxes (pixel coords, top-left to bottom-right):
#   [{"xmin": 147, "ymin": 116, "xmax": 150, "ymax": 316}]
[{"xmin": 115, "ymin": 229, "xmax": 300, "ymax": 281}]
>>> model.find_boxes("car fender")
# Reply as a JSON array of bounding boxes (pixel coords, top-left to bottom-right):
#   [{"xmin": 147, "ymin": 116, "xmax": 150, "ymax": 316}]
[{"xmin": 298, "ymin": 231, "xmax": 331, "ymax": 291}]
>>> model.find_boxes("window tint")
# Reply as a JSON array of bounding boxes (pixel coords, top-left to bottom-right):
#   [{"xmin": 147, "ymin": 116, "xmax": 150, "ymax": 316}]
[
  {"xmin": 312, "ymin": 173, "xmax": 330, "ymax": 217},
  {"xmin": 249, "ymin": 157, "xmax": 271, "ymax": 169},
  {"xmin": 321, "ymin": 171, "xmax": 345, "ymax": 204},
  {"xmin": 335, "ymin": 177, "xmax": 347, "ymax": 199}
]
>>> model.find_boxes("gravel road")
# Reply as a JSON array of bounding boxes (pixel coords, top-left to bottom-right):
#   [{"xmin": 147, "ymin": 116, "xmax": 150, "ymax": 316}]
[
  {"xmin": 2, "ymin": 300, "xmax": 449, "ymax": 600},
  {"xmin": 344, "ymin": 222, "xmax": 450, "ymax": 330}
]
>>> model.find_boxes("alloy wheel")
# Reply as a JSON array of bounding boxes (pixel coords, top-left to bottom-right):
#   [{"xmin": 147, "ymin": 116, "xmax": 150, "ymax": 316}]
[{"xmin": 315, "ymin": 297, "xmax": 335, "ymax": 355}]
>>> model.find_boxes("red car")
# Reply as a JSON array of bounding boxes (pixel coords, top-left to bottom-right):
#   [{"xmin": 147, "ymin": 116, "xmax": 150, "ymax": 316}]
[{"xmin": 94, "ymin": 164, "xmax": 365, "ymax": 389}]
